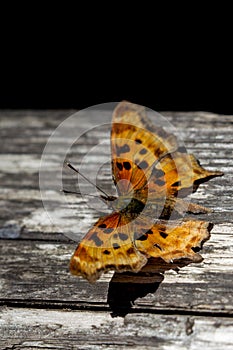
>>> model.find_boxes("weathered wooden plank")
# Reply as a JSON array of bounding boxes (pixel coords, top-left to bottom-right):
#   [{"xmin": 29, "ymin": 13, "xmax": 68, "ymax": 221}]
[
  {"xmin": 0, "ymin": 109, "xmax": 232, "ymax": 348},
  {"xmin": 0, "ymin": 307, "xmax": 233, "ymax": 350},
  {"xmin": 0, "ymin": 228, "xmax": 232, "ymax": 314}
]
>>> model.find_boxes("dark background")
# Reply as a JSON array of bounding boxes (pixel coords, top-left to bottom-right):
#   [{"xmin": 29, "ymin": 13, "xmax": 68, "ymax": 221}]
[
  {"xmin": 1, "ymin": 8, "xmax": 232, "ymax": 114},
  {"xmin": 1, "ymin": 66, "xmax": 231, "ymax": 114},
  {"xmin": 1, "ymin": 44, "xmax": 231, "ymax": 114},
  {"xmin": 1, "ymin": 57, "xmax": 231, "ymax": 114}
]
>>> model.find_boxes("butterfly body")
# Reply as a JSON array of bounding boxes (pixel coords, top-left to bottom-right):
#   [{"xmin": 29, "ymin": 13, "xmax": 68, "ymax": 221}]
[
  {"xmin": 113, "ymin": 196, "xmax": 145, "ymax": 216},
  {"xmin": 70, "ymin": 101, "xmax": 223, "ymax": 282}
]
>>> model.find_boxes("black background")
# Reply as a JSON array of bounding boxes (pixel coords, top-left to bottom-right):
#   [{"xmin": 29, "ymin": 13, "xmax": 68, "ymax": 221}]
[
  {"xmin": 1, "ymin": 58, "xmax": 231, "ymax": 114},
  {"xmin": 1, "ymin": 8, "xmax": 232, "ymax": 114}
]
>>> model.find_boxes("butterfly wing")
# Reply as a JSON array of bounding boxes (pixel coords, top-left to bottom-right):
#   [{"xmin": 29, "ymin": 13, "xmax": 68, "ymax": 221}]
[
  {"xmin": 132, "ymin": 215, "xmax": 212, "ymax": 262},
  {"xmin": 70, "ymin": 212, "xmax": 147, "ymax": 283},
  {"xmin": 111, "ymin": 101, "xmax": 178, "ymax": 195},
  {"xmin": 147, "ymin": 151, "xmax": 223, "ymax": 198},
  {"xmin": 111, "ymin": 101, "xmax": 223, "ymax": 215},
  {"xmin": 140, "ymin": 150, "xmax": 223, "ymax": 218}
]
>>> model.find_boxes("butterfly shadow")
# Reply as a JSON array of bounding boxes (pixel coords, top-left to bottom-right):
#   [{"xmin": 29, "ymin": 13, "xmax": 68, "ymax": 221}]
[{"xmin": 107, "ymin": 257, "xmax": 195, "ymax": 317}]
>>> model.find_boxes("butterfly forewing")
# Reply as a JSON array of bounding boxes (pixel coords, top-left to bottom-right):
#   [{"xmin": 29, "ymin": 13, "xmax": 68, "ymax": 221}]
[
  {"xmin": 111, "ymin": 102, "xmax": 178, "ymax": 195},
  {"xmin": 147, "ymin": 152, "xmax": 223, "ymax": 199}
]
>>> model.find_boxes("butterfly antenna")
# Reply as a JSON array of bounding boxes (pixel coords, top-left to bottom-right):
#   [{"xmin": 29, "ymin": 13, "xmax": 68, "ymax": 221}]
[
  {"xmin": 61, "ymin": 189, "xmax": 101, "ymax": 198},
  {"xmin": 65, "ymin": 162, "xmax": 111, "ymax": 199}
]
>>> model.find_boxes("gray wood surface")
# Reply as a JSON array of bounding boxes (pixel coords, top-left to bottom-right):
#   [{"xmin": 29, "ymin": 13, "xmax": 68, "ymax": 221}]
[{"xmin": 0, "ymin": 109, "xmax": 232, "ymax": 349}]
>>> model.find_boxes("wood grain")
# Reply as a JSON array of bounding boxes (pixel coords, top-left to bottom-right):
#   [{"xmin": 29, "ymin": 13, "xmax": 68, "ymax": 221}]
[
  {"xmin": 1, "ymin": 308, "xmax": 233, "ymax": 350},
  {"xmin": 0, "ymin": 109, "xmax": 232, "ymax": 349}
]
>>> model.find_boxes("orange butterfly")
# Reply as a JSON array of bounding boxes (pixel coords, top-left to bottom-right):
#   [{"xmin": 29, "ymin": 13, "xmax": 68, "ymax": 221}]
[{"xmin": 69, "ymin": 101, "xmax": 223, "ymax": 282}]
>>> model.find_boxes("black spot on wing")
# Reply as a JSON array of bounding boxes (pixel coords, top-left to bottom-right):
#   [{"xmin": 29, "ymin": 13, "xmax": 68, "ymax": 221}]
[
  {"xmin": 153, "ymin": 168, "xmax": 165, "ymax": 178},
  {"xmin": 104, "ymin": 228, "xmax": 114, "ymax": 234},
  {"xmin": 171, "ymin": 181, "xmax": 181, "ymax": 187},
  {"xmin": 146, "ymin": 229, "xmax": 153, "ymax": 235},
  {"xmin": 139, "ymin": 148, "xmax": 147, "ymax": 155},
  {"xmin": 116, "ymin": 144, "xmax": 130, "ymax": 155},
  {"xmin": 135, "ymin": 138, "xmax": 142, "ymax": 144},
  {"xmin": 126, "ymin": 247, "xmax": 135, "ymax": 254},
  {"xmin": 136, "ymin": 234, "xmax": 148, "ymax": 241},
  {"xmin": 91, "ymin": 232, "xmax": 103, "ymax": 246},
  {"xmin": 154, "ymin": 179, "xmax": 166, "ymax": 186},
  {"xmin": 154, "ymin": 149, "xmax": 161, "ymax": 156},
  {"xmin": 138, "ymin": 160, "xmax": 149, "ymax": 169},
  {"xmin": 103, "ymin": 249, "xmax": 111, "ymax": 255},
  {"xmin": 123, "ymin": 162, "xmax": 131, "ymax": 170},
  {"xmin": 118, "ymin": 233, "xmax": 128, "ymax": 241},
  {"xmin": 117, "ymin": 162, "xmax": 123, "ymax": 171},
  {"xmin": 159, "ymin": 231, "xmax": 168, "ymax": 239},
  {"xmin": 98, "ymin": 223, "xmax": 107, "ymax": 228},
  {"xmin": 113, "ymin": 243, "xmax": 120, "ymax": 249}
]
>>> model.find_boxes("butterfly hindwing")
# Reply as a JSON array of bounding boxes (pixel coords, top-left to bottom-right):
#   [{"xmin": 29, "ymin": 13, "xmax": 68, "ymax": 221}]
[
  {"xmin": 70, "ymin": 212, "xmax": 213, "ymax": 282},
  {"xmin": 133, "ymin": 216, "xmax": 212, "ymax": 262},
  {"xmin": 70, "ymin": 212, "xmax": 147, "ymax": 282}
]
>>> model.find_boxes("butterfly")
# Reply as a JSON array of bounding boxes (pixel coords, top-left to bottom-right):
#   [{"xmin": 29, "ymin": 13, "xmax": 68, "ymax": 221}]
[{"xmin": 69, "ymin": 101, "xmax": 223, "ymax": 283}]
